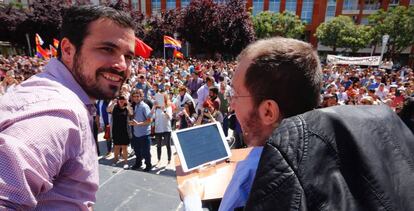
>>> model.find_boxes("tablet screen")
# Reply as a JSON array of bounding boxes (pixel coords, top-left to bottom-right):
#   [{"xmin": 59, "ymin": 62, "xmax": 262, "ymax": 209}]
[{"xmin": 173, "ymin": 122, "xmax": 231, "ymax": 171}]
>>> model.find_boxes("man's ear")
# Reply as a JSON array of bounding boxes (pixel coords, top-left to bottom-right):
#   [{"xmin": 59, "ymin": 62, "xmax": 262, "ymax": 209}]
[
  {"xmin": 258, "ymin": 99, "xmax": 280, "ymax": 126},
  {"xmin": 60, "ymin": 38, "xmax": 76, "ymax": 70}
]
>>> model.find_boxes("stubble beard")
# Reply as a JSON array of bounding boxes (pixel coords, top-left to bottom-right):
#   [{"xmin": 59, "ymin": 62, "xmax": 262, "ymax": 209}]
[
  {"xmin": 72, "ymin": 52, "xmax": 123, "ymax": 100},
  {"xmin": 242, "ymin": 108, "xmax": 266, "ymax": 146}
]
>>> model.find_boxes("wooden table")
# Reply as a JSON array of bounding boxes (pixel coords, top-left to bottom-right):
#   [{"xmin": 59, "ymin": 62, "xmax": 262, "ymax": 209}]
[{"xmin": 175, "ymin": 147, "xmax": 253, "ymax": 200}]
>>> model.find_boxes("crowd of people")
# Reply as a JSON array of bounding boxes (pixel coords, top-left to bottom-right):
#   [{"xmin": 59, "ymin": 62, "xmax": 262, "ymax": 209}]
[{"xmin": 2, "ymin": 55, "xmax": 414, "ymax": 164}]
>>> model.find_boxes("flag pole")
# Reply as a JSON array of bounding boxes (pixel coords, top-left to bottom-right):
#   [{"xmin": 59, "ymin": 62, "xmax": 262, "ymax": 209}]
[{"xmin": 163, "ymin": 46, "xmax": 166, "ymax": 60}]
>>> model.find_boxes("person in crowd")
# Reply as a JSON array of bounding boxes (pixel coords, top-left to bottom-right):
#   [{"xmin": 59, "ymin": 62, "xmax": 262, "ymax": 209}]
[
  {"xmin": 0, "ymin": 5, "xmax": 135, "ymax": 209},
  {"xmin": 0, "ymin": 70, "xmax": 17, "ymax": 95},
  {"xmin": 196, "ymin": 76, "xmax": 216, "ymax": 112},
  {"xmin": 218, "ymin": 80, "xmax": 231, "ymax": 136},
  {"xmin": 176, "ymin": 100, "xmax": 198, "ymax": 129},
  {"xmin": 129, "ymin": 89, "xmax": 153, "ymax": 172},
  {"xmin": 321, "ymin": 93, "xmax": 338, "ymax": 108},
  {"xmin": 195, "ymin": 99, "xmax": 223, "ymax": 126},
  {"xmin": 375, "ymin": 83, "xmax": 389, "ymax": 100},
  {"xmin": 398, "ymin": 96, "xmax": 414, "ymax": 133},
  {"xmin": 173, "ymin": 85, "xmax": 195, "ymax": 113},
  {"xmin": 208, "ymin": 86, "xmax": 221, "ymax": 111},
  {"xmin": 179, "ymin": 37, "xmax": 414, "ymax": 211},
  {"xmin": 134, "ymin": 74, "xmax": 151, "ymax": 99},
  {"xmin": 186, "ymin": 71, "xmax": 203, "ymax": 99},
  {"xmin": 107, "ymin": 96, "xmax": 133, "ymax": 169},
  {"xmin": 152, "ymin": 94, "xmax": 173, "ymax": 165},
  {"xmin": 97, "ymin": 99, "xmax": 112, "ymax": 156}
]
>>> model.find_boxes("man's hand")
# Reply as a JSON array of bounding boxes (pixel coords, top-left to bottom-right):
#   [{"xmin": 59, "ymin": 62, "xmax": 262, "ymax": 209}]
[
  {"xmin": 128, "ymin": 120, "xmax": 139, "ymax": 126},
  {"xmin": 178, "ymin": 178, "xmax": 204, "ymax": 201}
]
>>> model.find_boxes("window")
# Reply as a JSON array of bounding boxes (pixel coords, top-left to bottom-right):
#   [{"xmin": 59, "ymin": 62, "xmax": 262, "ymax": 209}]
[
  {"xmin": 360, "ymin": 17, "xmax": 369, "ymax": 24},
  {"xmin": 166, "ymin": 0, "xmax": 175, "ymax": 10},
  {"xmin": 131, "ymin": 0, "xmax": 139, "ymax": 10},
  {"xmin": 389, "ymin": 0, "xmax": 399, "ymax": 5},
  {"xmin": 252, "ymin": 0, "xmax": 264, "ymax": 16},
  {"xmin": 325, "ymin": 0, "xmax": 336, "ymax": 22},
  {"xmin": 214, "ymin": 0, "xmax": 227, "ymax": 4},
  {"xmin": 285, "ymin": 0, "xmax": 297, "ymax": 13},
  {"xmin": 269, "ymin": 0, "xmax": 281, "ymax": 13},
  {"xmin": 151, "ymin": 0, "xmax": 161, "ymax": 15},
  {"xmin": 364, "ymin": 0, "xmax": 380, "ymax": 10},
  {"xmin": 181, "ymin": 0, "xmax": 190, "ymax": 8},
  {"xmin": 301, "ymin": 0, "xmax": 314, "ymax": 23},
  {"xmin": 343, "ymin": 0, "xmax": 358, "ymax": 10}
]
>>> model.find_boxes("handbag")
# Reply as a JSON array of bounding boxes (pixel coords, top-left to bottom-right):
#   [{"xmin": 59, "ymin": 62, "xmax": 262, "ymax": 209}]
[{"xmin": 103, "ymin": 125, "xmax": 111, "ymax": 140}]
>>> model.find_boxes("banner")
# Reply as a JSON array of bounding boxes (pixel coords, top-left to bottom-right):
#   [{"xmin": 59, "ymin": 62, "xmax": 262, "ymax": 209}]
[{"xmin": 327, "ymin": 55, "xmax": 381, "ymax": 66}]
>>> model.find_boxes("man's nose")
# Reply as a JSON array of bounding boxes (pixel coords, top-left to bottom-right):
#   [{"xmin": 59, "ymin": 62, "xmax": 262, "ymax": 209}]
[{"xmin": 112, "ymin": 55, "xmax": 128, "ymax": 71}]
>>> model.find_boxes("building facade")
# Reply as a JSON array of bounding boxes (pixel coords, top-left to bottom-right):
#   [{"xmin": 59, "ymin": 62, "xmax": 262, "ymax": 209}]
[
  {"xmin": 3, "ymin": 0, "xmax": 414, "ymax": 60},
  {"xmin": 129, "ymin": 0, "xmax": 413, "ymax": 47}
]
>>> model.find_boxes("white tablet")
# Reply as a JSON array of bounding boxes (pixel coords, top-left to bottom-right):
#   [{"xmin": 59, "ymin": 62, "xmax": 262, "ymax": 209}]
[{"xmin": 172, "ymin": 122, "xmax": 232, "ymax": 172}]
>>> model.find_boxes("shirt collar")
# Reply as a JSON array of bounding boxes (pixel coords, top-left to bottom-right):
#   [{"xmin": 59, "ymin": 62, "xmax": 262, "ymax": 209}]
[{"xmin": 43, "ymin": 58, "xmax": 94, "ymax": 107}]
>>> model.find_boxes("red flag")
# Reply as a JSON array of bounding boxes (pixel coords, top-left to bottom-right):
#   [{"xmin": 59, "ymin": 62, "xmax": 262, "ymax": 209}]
[
  {"xmin": 173, "ymin": 49, "xmax": 184, "ymax": 59},
  {"xmin": 135, "ymin": 37, "xmax": 152, "ymax": 58}
]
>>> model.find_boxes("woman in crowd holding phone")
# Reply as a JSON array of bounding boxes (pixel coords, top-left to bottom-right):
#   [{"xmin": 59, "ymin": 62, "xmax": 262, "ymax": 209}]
[
  {"xmin": 107, "ymin": 95, "xmax": 133, "ymax": 169},
  {"xmin": 195, "ymin": 99, "xmax": 223, "ymax": 125},
  {"xmin": 176, "ymin": 100, "xmax": 198, "ymax": 129}
]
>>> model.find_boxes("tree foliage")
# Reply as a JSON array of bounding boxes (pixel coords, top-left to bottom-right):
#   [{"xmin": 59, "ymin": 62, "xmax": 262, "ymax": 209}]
[
  {"xmin": 178, "ymin": 0, "xmax": 222, "ymax": 55},
  {"xmin": 316, "ymin": 15, "xmax": 371, "ymax": 53},
  {"xmin": 0, "ymin": 3, "xmax": 28, "ymax": 46},
  {"xmin": 1, "ymin": 0, "xmax": 254, "ymax": 58},
  {"xmin": 219, "ymin": 0, "xmax": 255, "ymax": 55},
  {"xmin": 368, "ymin": 6, "xmax": 414, "ymax": 59},
  {"xmin": 178, "ymin": 0, "xmax": 254, "ymax": 57},
  {"xmin": 253, "ymin": 11, "xmax": 305, "ymax": 39},
  {"xmin": 23, "ymin": 0, "xmax": 66, "ymax": 45}
]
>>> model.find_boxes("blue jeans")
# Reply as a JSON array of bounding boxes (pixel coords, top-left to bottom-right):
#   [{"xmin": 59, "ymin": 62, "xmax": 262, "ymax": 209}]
[{"xmin": 131, "ymin": 135, "xmax": 152, "ymax": 167}]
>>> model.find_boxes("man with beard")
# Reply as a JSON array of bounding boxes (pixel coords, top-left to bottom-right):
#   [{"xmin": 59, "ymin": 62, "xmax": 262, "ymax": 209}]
[
  {"xmin": 0, "ymin": 5, "xmax": 135, "ymax": 210},
  {"xmin": 180, "ymin": 37, "xmax": 414, "ymax": 211},
  {"xmin": 179, "ymin": 37, "xmax": 322, "ymax": 210}
]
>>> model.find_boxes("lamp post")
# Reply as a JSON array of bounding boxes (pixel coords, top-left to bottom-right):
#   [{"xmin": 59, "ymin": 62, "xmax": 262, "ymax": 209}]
[{"xmin": 380, "ymin": 34, "xmax": 390, "ymax": 64}]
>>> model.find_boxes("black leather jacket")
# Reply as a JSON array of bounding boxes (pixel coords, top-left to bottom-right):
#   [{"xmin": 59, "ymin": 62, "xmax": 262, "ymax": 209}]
[{"xmin": 245, "ymin": 105, "xmax": 414, "ymax": 211}]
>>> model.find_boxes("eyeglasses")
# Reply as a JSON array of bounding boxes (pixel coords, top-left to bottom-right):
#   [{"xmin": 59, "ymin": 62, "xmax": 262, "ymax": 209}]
[{"xmin": 228, "ymin": 88, "xmax": 255, "ymax": 102}]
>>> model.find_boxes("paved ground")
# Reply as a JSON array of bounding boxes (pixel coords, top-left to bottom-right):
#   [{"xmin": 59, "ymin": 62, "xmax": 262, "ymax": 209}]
[{"xmin": 94, "ymin": 133, "xmax": 184, "ymax": 211}]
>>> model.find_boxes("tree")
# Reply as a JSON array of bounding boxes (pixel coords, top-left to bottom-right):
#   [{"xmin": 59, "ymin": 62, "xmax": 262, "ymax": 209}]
[
  {"xmin": 178, "ymin": 0, "xmax": 254, "ymax": 57},
  {"xmin": 252, "ymin": 11, "xmax": 275, "ymax": 38},
  {"xmin": 106, "ymin": 0, "xmax": 146, "ymax": 40},
  {"xmin": 340, "ymin": 25, "xmax": 372, "ymax": 53},
  {"xmin": 368, "ymin": 6, "xmax": 414, "ymax": 59},
  {"xmin": 178, "ymin": 0, "xmax": 222, "ymax": 56},
  {"xmin": 22, "ymin": 0, "xmax": 66, "ymax": 50},
  {"xmin": 218, "ymin": 0, "xmax": 255, "ymax": 56},
  {"xmin": 253, "ymin": 11, "xmax": 305, "ymax": 39},
  {"xmin": 0, "ymin": 2, "xmax": 28, "ymax": 48},
  {"xmin": 316, "ymin": 15, "xmax": 359, "ymax": 53}
]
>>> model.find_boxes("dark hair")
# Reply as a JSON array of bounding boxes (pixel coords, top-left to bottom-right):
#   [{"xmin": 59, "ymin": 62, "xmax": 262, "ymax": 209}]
[
  {"xmin": 209, "ymin": 86, "xmax": 219, "ymax": 95},
  {"xmin": 185, "ymin": 101, "xmax": 196, "ymax": 116},
  {"xmin": 238, "ymin": 37, "xmax": 322, "ymax": 118},
  {"xmin": 58, "ymin": 5, "xmax": 134, "ymax": 58}
]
